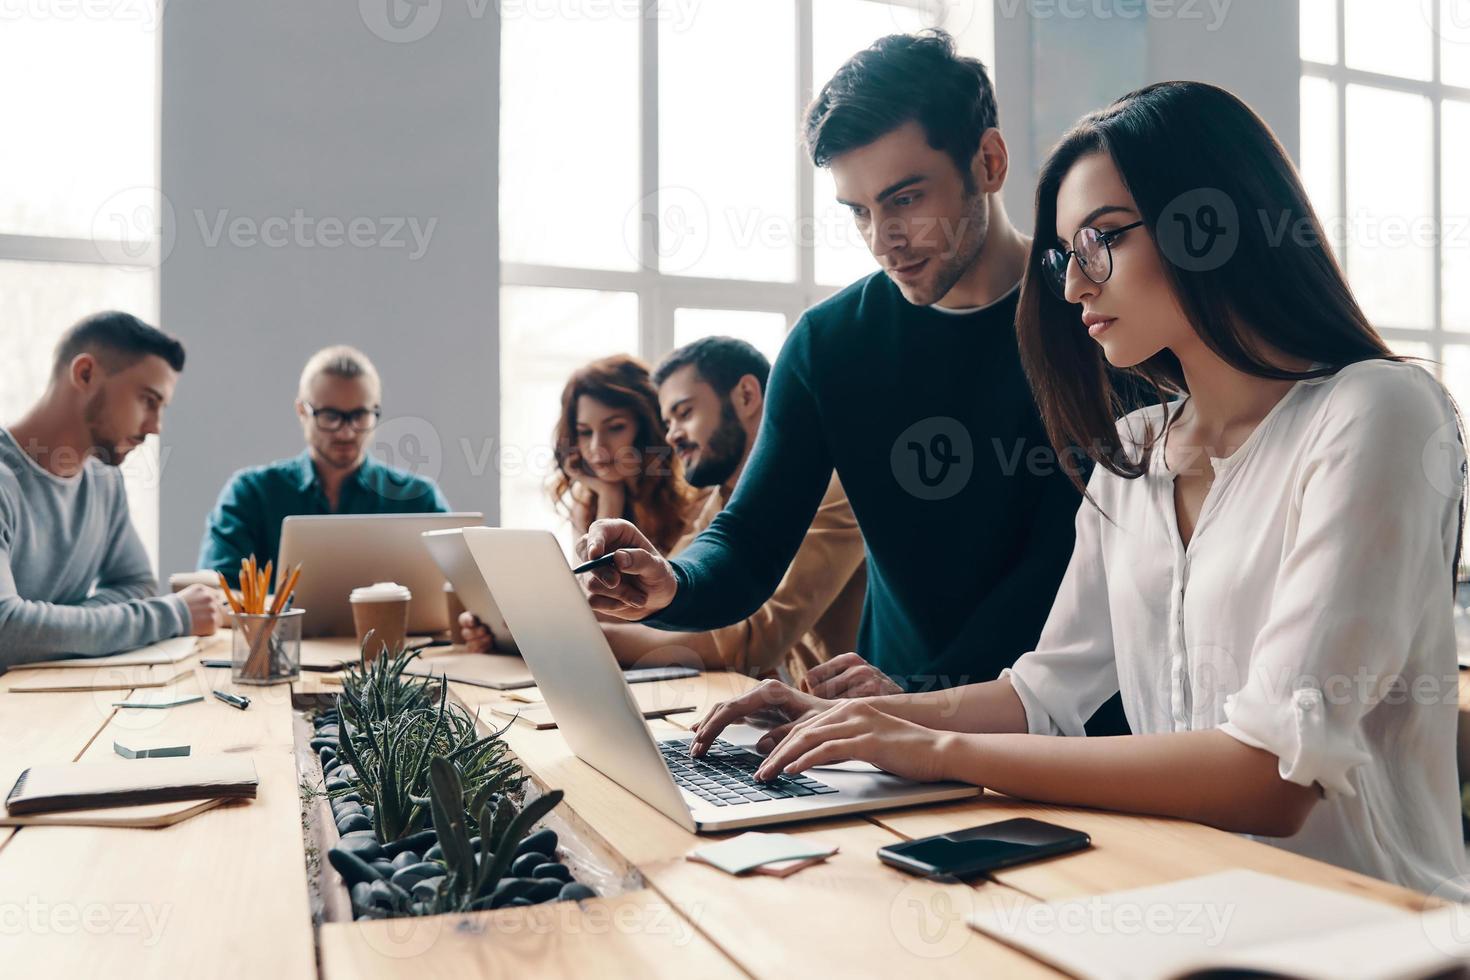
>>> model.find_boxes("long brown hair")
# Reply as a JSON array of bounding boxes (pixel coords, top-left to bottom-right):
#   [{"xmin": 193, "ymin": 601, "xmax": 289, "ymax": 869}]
[
  {"xmin": 1015, "ymin": 80, "xmax": 1462, "ymax": 585},
  {"xmin": 550, "ymin": 354, "xmax": 695, "ymax": 554}
]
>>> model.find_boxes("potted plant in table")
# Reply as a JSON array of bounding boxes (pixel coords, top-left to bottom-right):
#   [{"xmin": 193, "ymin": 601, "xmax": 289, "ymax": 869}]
[{"xmin": 311, "ymin": 635, "xmax": 597, "ymax": 920}]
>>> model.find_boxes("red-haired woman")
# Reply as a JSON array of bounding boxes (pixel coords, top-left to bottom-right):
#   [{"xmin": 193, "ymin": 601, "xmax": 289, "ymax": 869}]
[{"xmin": 550, "ymin": 354, "xmax": 698, "ymax": 556}]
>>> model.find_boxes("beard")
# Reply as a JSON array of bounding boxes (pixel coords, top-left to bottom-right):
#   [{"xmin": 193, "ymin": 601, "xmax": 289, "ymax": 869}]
[
  {"xmin": 897, "ymin": 189, "xmax": 990, "ymax": 307},
  {"xmin": 83, "ymin": 388, "xmax": 129, "ymax": 467},
  {"xmin": 682, "ymin": 401, "xmax": 748, "ymax": 489}
]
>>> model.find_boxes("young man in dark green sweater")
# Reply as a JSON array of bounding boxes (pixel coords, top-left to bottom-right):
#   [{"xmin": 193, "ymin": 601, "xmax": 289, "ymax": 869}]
[{"xmin": 581, "ymin": 32, "xmax": 1124, "ymax": 732}]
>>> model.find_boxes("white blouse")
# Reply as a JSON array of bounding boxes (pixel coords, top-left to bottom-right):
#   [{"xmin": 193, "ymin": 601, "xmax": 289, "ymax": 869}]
[{"xmin": 1005, "ymin": 359, "xmax": 1468, "ymax": 897}]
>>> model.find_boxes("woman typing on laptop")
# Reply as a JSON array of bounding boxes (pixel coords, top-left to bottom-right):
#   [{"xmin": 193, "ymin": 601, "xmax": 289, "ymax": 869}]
[{"xmin": 581, "ymin": 83, "xmax": 1469, "ymax": 896}]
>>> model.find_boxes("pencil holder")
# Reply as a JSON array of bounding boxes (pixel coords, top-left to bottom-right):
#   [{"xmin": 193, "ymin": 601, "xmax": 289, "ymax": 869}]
[{"xmin": 231, "ymin": 608, "xmax": 304, "ymax": 685}]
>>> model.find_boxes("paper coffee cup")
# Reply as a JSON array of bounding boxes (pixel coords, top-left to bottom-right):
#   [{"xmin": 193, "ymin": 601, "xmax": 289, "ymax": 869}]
[
  {"xmin": 443, "ymin": 582, "xmax": 467, "ymax": 640},
  {"xmin": 350, "ymin": 582, "xmax": 412, "ymax": 660}
]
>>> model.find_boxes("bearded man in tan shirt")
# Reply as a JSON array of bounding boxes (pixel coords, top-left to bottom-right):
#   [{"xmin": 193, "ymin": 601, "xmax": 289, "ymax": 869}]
[{"xmin": 462, "ymin": 335, "xmax": 876, "ymax": 694}]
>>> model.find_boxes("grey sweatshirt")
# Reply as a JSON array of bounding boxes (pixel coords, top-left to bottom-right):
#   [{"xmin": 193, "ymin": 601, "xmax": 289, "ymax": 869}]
[{"xmin": 0, "ymin": 428, "xmax": 188, "ymax": 670}]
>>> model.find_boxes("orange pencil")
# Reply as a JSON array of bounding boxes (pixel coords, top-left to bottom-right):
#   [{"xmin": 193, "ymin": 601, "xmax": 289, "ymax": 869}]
[
  {"xmin": 217, "ymin": 572, "xmax": 244, "ymax": 616},
  {"xmin": 270, "ymin": 564, "xmax": 302, "ymax": 617}
]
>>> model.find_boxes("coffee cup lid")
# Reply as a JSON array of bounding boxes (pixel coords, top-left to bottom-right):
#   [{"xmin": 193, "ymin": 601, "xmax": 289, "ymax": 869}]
[{"xmin": 350, "ymin": 582, "xmax": 412, "ymax": 603}]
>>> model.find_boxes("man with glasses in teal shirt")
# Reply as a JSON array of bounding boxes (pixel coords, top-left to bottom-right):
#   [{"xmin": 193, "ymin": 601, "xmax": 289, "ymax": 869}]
[{"xmin": 197, "ymin": 346, "xmax": 450, "ymax": 586}]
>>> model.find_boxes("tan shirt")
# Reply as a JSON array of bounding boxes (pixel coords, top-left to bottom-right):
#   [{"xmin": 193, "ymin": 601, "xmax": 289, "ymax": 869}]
[{"xmin": 670, "ymin": 474, "xmax": 867, "ymax": 684}]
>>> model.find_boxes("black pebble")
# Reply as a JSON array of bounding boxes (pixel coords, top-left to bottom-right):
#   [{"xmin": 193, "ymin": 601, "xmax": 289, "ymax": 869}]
[
  {"xmin": 516, "ymin": 828, "xmax": 558, "ymax": 859},
  {"xmin": 337, "ymin": 814, "xmax": 373, "ymax": 835},
  {"xmin": 533, "ymin": 863, "xmax": 571, "ymax": 882},
  {"xmin": 334, "ymin": 831, "xmax": 384, "ymax": 861},
  {"xmin": 390, "ymin": 863, "xmax": 439, "ymax": 892},
  {"xmin": 328, "ymin": 847, "xmax": 383, "ymax": 886},
  {"xmin": 510, "ymin": 852, "xmax": 548, "ymax": 878},
  {"xmin": 558, "ymin": 882, "xmax": 596, "ymax": 902},
  {"xmin": 490, "ymin": 877, "xmax": 535, "ymax": 908},
  {"xmin": 382, "ymin": 829, "xmax": 437, "ymax": 858},
  {"xmin": 527, "ymin": 879, "xmax": 563, "ymax": 903},
  {"xmin": 411, "ymin": 876, "xmax": 444, "ymax": 902}
]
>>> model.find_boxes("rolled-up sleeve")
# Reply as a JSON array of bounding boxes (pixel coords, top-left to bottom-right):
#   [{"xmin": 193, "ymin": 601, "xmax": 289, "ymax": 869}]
[
  {"xmin": 1003, "ymin": 465, "xmax": 1120, "ymax": 737},
  {"xmin": 1219, "ymin": 367, "xmax": 1463, "ymax": 798}
]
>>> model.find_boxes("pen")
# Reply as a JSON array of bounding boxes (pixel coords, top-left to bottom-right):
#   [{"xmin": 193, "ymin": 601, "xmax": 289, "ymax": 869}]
[
  {"xmin": 570, "ymin": 551, "xmax": 621, "ymax": 576},
  {"xmin": 212, "ymin": 689, "xmax": 251, "ymax": 711}
]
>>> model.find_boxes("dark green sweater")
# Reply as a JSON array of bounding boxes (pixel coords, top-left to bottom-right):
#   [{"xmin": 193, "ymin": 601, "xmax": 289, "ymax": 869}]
[{"xmin": 647, "ymin": 272, "xmax": 1083, "ymax": 693}]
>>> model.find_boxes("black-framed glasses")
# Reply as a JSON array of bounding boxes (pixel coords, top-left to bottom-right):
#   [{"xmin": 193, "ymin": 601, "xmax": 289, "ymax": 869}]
[
  {"xmin": 304, "ymin": 403, "xmax": 380, "ymax": 433},
  {"xmin": 1041, "ymin": 221, "xmax": 1144, "ymax": 299}
]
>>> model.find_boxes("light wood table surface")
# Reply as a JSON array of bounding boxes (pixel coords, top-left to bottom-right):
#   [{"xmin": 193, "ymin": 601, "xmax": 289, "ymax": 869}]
[{"xmin": 0, "ymin": 638, "xmax": 1439, "ymax": 978}]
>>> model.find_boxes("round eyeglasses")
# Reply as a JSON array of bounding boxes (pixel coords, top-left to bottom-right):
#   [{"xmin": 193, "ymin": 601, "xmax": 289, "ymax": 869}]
[{"xmin": 1041, "ymin": 221, "xmax": 1144, "ymax": 300}]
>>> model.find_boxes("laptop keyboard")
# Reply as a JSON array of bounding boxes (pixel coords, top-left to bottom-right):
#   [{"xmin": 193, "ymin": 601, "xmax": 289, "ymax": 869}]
[{"xmin": 659, "ymin": 738, "xmax": 839, "ymax": 806}]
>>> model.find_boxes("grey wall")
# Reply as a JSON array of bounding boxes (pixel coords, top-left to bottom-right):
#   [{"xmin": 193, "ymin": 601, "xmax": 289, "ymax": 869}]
[
  {"xmin": 159, "ymin": 0, "xmax": 500, "ymax": 576},
  {"xmin": 994, "ymin": 0, "xmax": 1300, "ymax": 236}
]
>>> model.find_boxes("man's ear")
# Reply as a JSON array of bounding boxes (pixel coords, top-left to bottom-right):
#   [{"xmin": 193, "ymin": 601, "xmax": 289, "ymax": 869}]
[
  {"xmin": 294, "ymin": 398, "xmax": 308, "ymax": 421},
  {"xmin": 974, "ymin": 127, "xmax": 1009, "ymax": 194},
  {"xmin": 732, "ymin": 375, "xmax": 764, "ymax": 422},
  {"xmin": 68, "ymin": 353, "xmax": 99, "ymax": 392}
]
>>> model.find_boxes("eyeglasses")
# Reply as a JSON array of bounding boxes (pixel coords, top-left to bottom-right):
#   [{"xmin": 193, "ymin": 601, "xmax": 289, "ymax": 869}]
[
  {"xmin": 1041, "ymin": 221, "xmax": 1144, "ymax": 300},
  {"xmin": 304, "ymin": 403, "xmax": 380, "ymax": 432}
]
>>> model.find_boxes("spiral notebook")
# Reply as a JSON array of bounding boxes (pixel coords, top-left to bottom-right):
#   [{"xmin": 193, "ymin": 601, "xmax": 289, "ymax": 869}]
[{"xmin": 4, "ymin": 756, "xmax": 258, "ymax": 816}]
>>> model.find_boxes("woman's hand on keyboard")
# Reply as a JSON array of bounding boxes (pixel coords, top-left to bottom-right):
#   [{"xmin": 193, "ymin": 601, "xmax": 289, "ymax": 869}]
[
  {"xmin": 689, "ymin": 680, "xmax": 831, "ymax": 758},
  {"xmin": 752, "ymin": 700, "xmax": 956, "ymax": 784}
]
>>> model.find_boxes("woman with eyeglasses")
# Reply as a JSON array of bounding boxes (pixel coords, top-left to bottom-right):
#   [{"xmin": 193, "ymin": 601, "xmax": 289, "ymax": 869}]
[
  {"xmin": 687, "ymin": 81, "xmax": 1468, "ymax": 895},
  {"xmin": 197, "ymin": 344, "xmax": 451, "ymax": 586}
]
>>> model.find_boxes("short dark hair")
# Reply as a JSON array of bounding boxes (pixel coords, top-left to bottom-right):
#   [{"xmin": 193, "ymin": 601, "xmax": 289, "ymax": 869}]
[
  {"xmin": 52, "ymin": 311, "xmax": 186, "ymax": 379},
  {"xmin": 803, "ymin": 30, "xmax": 998, "ymax": 191},
  {"xmin": 652, "ymin": 335, "xmax": 771, "ymax": 395}
]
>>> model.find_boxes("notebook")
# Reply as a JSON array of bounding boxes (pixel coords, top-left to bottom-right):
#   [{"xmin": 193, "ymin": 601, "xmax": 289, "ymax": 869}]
[
  {"xmin": 4, "ymin": 756, "xmax": 258, "ymax": 816},
  {"xmin": 969, "ymin": 869, "xmax": 1470, "ymax": 980},
  {"xmin": 0, "ymin": 797, "xmax": 229, "ymax": 829},
  {"xmin": 7, "ymin": 663, "xmax": 192, "ymax": 693},
  {"xmin": 20, "ymin": 636, "xmax": 200, "ymax": 670}
]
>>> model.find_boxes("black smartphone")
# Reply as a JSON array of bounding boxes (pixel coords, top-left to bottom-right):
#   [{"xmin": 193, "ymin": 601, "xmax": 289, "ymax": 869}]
[{"xmin": 877, "ymin": 818, "xmax": 1091, "ymax": 879}]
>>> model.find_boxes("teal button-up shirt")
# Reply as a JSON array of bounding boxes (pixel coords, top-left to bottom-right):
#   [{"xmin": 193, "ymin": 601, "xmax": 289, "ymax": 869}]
[{"xmin": 197, "ymin": 450, "xmax": 451, "ymax": 586}]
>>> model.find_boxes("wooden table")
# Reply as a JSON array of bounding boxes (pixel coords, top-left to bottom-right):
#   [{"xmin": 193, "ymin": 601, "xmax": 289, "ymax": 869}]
[{"xmin": 0, "ymin": 639, "xmax": 1438, "ymax": 978}]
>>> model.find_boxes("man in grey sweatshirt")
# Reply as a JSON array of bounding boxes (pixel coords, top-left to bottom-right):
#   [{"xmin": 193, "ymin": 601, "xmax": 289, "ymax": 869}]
[{"xmin": 0, "ymin": 311, "xmax": 220, "ymax": 671}]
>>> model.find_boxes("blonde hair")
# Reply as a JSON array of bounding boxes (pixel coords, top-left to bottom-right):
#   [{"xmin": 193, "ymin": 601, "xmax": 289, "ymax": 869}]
[{"xmin": 298, "ymin": 345, "xmax": 381, "ymax": 400}]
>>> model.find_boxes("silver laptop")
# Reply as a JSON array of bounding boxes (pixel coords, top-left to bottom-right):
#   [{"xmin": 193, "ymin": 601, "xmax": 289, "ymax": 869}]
[
  {"xmin": 421, "ymin": 528, "xmax": 517, "ymax": 653},
  {"xmin": 279, "ymin": 513, "xmax": 484, "ymax": 637},
  {"xmin": 462, "ymin": 527, "xmax": 979, "ymax": 833}
]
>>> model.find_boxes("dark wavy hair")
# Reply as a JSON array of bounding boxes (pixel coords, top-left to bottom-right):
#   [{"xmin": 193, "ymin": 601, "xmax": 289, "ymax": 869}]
[
  {"xmin": 1015, "ymin": 80, "xmax": 1462, "ymax": 586},
  {"xmin": 550, "ymin": 354, "xmax": 696, "ymax": 554}
]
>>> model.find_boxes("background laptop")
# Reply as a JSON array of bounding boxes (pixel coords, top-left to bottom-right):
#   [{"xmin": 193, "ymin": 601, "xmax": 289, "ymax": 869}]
[
  {"xmin": 279, "ymin": 513, "xmax": 484, "ymax": 637},
  {"xmin": 462, "ymin": 527, "xmax": 979, "ymax": 833}
]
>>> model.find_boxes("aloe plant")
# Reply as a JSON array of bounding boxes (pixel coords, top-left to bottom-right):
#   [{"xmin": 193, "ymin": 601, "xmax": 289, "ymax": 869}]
[
  {"xmin": 334, "ymin": 687, "xmax": 525, "ymax": 841},
  {"xmin": 422, "ymin": 755, "xmax": 564, "ymax": 913},
  {"xmin": 337, "ymin": 633, "xmax": 434, "ymax": 725}
]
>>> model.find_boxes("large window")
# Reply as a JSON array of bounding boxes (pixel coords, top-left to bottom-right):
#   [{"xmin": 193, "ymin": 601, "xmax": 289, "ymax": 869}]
[
  {"xmin": 0, "ymin": 11, "xmax": 162, "ymax": 568},
  {"xmin": 1300, "ymin": 0, "xmax": 1470, "ymax": 399},
  {"xmin": 499, "ymin": 0, "xmax": 994, "ymax": 537}
]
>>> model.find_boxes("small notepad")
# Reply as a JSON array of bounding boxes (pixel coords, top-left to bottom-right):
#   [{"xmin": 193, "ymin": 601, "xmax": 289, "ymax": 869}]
[
  {"xmin": 112, "ymin": 690, "xmax": 204, "ymax": 710},
  {"xmin": 688, "ymin": 832, "xmax": 838, "ymax": 876}
]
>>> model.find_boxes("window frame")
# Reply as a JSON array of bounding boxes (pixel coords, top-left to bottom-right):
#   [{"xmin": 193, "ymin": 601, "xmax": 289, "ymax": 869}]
[
  {"xmin": 499, "ymin": 0, "xmax": 950, "ymax": 358},
  {"xmin": 1301, "ymin": 0, "xmax": 1469, "ymax": 360}
]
